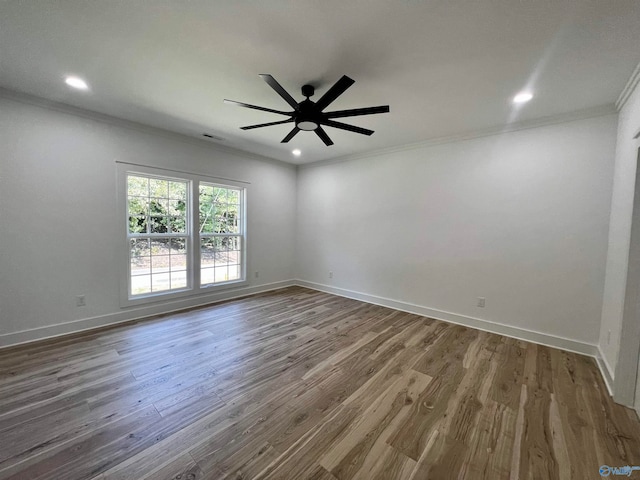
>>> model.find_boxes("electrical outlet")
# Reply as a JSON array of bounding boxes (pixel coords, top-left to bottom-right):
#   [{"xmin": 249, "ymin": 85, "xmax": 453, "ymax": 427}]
[
  {"xmin": 329, "ymin": 271, "xmax": 333, "ymax": 279},
  {"xmin": 477, "ymin": 297, "xmax": 485, "ymax": 308},
  {"xmin": 255, "ymin": 271, "xmax": 259, "ymax": 278},
  {"xmin": 76, "ymin": 295, "xmax": 86, "ymax": 307}
]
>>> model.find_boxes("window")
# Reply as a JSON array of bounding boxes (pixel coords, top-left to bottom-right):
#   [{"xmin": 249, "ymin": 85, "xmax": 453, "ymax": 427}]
[
  {"xmin": 127, "ymin": 175, "xmax": 189, "ymax": 295},
  {"xmin": 199, "ymin": 184, "xmax": 243, "ymax": 285},
  {"xmin": 120, "ymin": 164, "xmax": 246, "ymax": 304}
]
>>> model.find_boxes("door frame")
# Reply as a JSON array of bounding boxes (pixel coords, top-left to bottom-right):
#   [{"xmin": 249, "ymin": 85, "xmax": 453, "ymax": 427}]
[{"xmin": 614, "ymin": 135, "xmax": 640, "ymax": 410}]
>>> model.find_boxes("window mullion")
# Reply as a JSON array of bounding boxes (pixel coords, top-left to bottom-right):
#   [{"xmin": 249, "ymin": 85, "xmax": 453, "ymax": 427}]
[{"xmin": 192, "ymin": 179, "xmax": 201, "ymax": 289}]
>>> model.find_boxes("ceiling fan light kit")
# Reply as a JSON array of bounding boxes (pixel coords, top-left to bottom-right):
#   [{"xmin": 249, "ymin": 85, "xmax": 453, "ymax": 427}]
[{"xmin": 224, "ymin": 74, "xmax": 390, "ymax": 146}]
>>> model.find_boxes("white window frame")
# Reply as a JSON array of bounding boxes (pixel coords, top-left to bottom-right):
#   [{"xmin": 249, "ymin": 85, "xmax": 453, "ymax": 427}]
[
  {"xmin": 117, "ymin": 162, "xmax": 248, "ymax": 307},
  {"xmin": 197, "ymin": 181, "xmax": 246, "ymax": 290}
]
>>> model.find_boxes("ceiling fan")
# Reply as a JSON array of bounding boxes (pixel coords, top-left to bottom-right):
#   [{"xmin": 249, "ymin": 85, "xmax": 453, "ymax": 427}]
[{"xmin": 224, "ymin": 74, "xmax": 389, "ymax": 146}]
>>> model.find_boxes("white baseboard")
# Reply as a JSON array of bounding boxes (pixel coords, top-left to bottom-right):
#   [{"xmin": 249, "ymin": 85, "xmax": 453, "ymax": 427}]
[
  {"xmin": 0, "ymin": 280, "xmax": 295, "ymax": 349},
  {"xmin": 596, "ymin": 345, "xmax": 616, "ymax": 397},
  {"xmin": 0, "ymin": 278, "xmax": 615, "ymax": 402},
  {"xmin": 298, "ymin": 280, "xmax": 620, "ymax": 399},
  {"xmin": 295, "ymin": 280, "xmax": 599, "ymax": 358}
]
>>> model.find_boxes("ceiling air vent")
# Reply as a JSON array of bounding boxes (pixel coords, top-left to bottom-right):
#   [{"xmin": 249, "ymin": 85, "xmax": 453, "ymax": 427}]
[{"xmin": 202, "ymin": 133, "xmax": 225, "ymax": 141}]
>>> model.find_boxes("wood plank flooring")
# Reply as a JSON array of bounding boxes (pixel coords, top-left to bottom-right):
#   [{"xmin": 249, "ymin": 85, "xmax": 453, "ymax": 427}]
[{"xmin": 0, "ymin": 286, "xmax": 639, "ymax": 479}]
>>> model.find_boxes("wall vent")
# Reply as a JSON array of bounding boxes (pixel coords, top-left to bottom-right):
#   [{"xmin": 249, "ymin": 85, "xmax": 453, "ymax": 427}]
[{"xmin": 202, "ymin": 133, "xmax": 225, "ymax": 141}]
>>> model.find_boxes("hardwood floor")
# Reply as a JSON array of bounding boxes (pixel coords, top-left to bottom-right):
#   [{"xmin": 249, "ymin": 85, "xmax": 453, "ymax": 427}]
[{"xmin": 0, "ymin": 286, "xmax": 639, "ymax": 480}]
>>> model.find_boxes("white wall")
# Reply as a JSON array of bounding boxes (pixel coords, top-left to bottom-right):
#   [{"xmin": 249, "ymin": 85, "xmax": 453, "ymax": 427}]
[
  {"xmin": 0, "ymin": 95, "xmax": 297, "ymax": 346},
  {"xmin": 0, "ymin": 93, "xmax": 620, "ymax": 360},
  {"xmin": 296, "ymin": 115, "xmax": 617, "ymax": 350},
  {"xmin": 599, "ymin": 73, "xmax": 640, "ymax": 403}
]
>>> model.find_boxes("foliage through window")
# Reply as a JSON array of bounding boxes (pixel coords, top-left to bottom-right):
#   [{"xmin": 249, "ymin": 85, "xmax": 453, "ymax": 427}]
[
  {"xmin": 199, "ymin": 184, "xmax": 243, "ymax": 285},
  {"xmin": 125, "ymin": 170, "xmax": 245, "ymax": 300}
]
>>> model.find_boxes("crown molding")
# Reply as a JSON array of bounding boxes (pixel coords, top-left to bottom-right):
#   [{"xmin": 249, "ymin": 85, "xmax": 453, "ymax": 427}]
[
  {"xmin": 0, "ymin": 87, "xmax": 295, "ymax": 170},
  {"xmin": 299, "ymin": 104, "xmax": 617, "ymax": 170},
  {"xmin": 0, "ymin": 87, "xmax": 618, "ymax": 171},
  {"xmin": 616, "ymin": 61, "xmax": 640, "ymax": 112}
]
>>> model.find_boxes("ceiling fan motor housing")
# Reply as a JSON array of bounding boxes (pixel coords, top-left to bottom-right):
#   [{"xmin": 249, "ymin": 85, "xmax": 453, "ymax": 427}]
[{"xmin": 301, "ymin": 84, "xmax": 315, "ymax": 98}]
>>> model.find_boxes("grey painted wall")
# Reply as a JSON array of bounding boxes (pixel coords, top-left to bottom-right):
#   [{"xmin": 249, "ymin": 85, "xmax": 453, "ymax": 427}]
[
  {"xmin": 0, "ymin": 96, "xmax": 297, "ymax": 342},
  {"xmin": 296, "ymin": 115, "xmax": 617, "ymax": 346}
]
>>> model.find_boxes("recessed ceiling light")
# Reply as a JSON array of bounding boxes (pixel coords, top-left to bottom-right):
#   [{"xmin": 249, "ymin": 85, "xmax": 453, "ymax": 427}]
[
  {"xmin": 513, "ymin": 92, "xmax": 533, "ymax": 104},
  {"xmin": 65, "ymin": 76, "xmax": 89, "ymax": 90},
  {"xmin": 292, "ymin": 149, "xmax": 301, "ymax": 156}
]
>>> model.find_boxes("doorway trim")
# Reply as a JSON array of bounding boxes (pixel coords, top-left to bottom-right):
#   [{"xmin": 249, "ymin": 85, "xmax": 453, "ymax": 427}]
[{"xmin": 614, "ymin": 142, "xmax": 640, "ymax": 408}]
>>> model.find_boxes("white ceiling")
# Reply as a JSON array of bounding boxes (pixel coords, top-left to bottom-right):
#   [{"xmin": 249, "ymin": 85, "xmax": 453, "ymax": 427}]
[{"xmin": 1, "ymin": 1, "xmax": 639, "ymax": 165}]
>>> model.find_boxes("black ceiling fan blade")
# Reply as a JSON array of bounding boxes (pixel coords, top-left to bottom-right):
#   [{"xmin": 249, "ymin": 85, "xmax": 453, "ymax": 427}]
[
  {"xmin": 281, "ymin": 127, "xmax": 300, "ymax": 143},
  {"xmin": 314, "ymin": 75, "xmax": 356, "ymax": 112},
  {"xmin": 324, "ymin": 105, "xmax": 390, "ymax": 119},
  {"xmin": 259, "ymin": 74, "xmax": 299, "ymax": 110},
  {"xmin": 224, "ymin": 99, "xmax": 292, "ymax": 116},
  {"xmin": 241, "ymin": 118, "xmax": 294, "ymax": 130},
  {"xmin": 320, "ymin": 119, "xmax": 374, "ymax": 136},
  {"xmin": 314, "ymin": 126, "xmax": 334, "ymax": 146}
]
